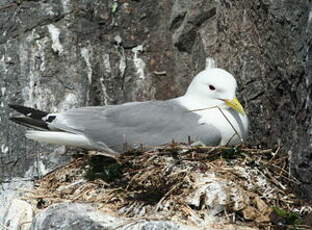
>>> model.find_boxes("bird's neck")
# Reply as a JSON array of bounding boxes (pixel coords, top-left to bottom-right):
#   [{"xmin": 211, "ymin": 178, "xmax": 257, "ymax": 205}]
[{"xmin": 177, "ymin": 94, "xmax": 225, "ymax": 111}]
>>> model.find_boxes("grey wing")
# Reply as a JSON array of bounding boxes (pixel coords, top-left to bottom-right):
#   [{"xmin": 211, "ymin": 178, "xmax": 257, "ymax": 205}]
[{"xmin": 49, "ymin": 100, "xmax": 221, "ymax": 152}]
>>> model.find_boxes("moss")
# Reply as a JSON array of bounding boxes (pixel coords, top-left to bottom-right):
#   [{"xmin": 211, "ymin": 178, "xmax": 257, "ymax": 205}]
[
  {"xmin": 271, "ymin": 206, "xmax": 301, "ymax": 226},
  {"xmin": 220, "ymin": 146, "xmax": 243, "ymax": 159},
  {"xmin": 84, "ymin": 155, "xmax": 123, "ymax": 182}
]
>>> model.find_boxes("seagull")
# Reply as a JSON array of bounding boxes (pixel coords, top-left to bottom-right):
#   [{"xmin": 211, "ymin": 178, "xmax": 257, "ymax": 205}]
[{"xmin": 9, "ymin": 68, "xmax": 248, "ymax": 155}]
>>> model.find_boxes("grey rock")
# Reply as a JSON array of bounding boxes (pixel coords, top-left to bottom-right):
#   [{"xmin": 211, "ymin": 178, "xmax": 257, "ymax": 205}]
[
  {"xmin": 2, "ymin": 199, "xmax": 33, "ymax": 230},
  {"xmin": 23, "ymin": 147, "xmax": 70, "ymax": 178},
  {"xmin": 30, "ymin": 203, "xmax": 194, "ymax": 230},
  {"xmin": 0, "ymin": 179, "xmax": 34, "ymax": 224},
  {"xmin": 118, "ymin": 221, "xmax": 193, "ymax": 230},
  {"xmin": 170, "ymin": 0, "xmax": 216, "ymax": 53},
  {"xmin": 30, "ymin": 203, "xmax": 122, "ymax": 230}
]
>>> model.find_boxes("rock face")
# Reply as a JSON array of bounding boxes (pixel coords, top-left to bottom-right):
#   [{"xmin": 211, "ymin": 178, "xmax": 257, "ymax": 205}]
[
  {"xmin": 3, "ymin": 199, "xmax": 33, "ymax": 230},
  {"xmin": 0, "ymin": 0, "xmax": 311, "ymax": 198},
  {"xmin": 30, "ymin": 203, "xmax": 196, "ymax": 230},
  {"xmin": 0, "ymin": 179, "xmax": 34, "ymax": 225},
  {"xmin": 30, "ymin": 203, "xmax": 122, "ymax": 230}
]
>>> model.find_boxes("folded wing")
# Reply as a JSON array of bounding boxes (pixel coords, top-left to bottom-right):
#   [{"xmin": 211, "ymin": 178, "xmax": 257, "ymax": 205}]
[{"xmin": 10, "ymin": 100, "xmax": 222, "ymax": 153}]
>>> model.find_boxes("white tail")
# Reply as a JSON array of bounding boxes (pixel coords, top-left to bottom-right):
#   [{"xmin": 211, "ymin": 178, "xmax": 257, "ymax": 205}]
[{"xmin": 26, "ymin": 130, "xmax": 94, "ymax": 149}]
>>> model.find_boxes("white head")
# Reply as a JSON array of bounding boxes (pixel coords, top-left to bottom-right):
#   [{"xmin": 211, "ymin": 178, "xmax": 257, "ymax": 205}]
[
  {"xmin": 184, "ymin": 68, "xmax": 245, "ymax": 114},
  {"xmin": 186, "ymin": 68, "xmax": 237, "ymax": 100}
]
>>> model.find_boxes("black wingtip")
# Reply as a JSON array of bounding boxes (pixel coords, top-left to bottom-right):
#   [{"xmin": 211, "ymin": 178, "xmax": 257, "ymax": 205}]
[
  {"xmin": 9, "ymin": 104, "xmax": 48, "ymax": 120},
  {"xmin": 8, "ymin": 103, "xmax": 21, "ymax": 110},
  {"xmin": 9, "ymin": 117, "xmax": 49, "ymax": 130}
]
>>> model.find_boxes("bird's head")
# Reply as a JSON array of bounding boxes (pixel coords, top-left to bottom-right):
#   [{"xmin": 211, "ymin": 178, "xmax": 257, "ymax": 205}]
[{"xmin": 185, "ymin": 68, "xmax": 246, "ymax": 115}]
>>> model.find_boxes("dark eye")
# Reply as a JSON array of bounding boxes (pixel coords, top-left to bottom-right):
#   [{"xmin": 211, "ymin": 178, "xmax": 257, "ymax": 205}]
[{"xmin": 209, "ymin": 85, "xmax": 215, "ymax": 90}]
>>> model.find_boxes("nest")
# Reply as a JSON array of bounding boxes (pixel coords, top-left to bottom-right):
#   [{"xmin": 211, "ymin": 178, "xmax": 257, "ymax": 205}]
[{"xmin": 24, "ymin": 144, "xmax": 312, "ymax": 229}]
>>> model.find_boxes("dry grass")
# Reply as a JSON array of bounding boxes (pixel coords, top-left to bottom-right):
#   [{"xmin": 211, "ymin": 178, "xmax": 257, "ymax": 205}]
[{"xmin": 24, "ymin": 144, "xmax": 312, "ymax": 229}]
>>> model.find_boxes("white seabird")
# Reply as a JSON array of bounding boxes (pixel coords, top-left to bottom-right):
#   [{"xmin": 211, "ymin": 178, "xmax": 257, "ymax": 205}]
[{"xmin": 9, "ymin": 68, "xmax": 248, "ymax": 154}]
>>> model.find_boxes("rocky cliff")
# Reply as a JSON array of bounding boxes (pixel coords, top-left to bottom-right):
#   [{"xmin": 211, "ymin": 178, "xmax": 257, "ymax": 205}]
[{"xmin": 0, "ymin": 0, "xmax": 311, "ymax": 229}]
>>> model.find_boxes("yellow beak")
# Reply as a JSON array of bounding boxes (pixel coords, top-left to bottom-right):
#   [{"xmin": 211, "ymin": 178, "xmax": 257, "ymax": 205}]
[{"xmin": 222, "ymin": 97, "xmax": 246, "ymax": 115}]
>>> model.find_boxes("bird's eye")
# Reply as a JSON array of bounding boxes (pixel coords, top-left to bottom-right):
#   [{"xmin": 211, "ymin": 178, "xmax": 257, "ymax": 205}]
[{"xmin": 209, "ymin": 85, "xmax": 216, "ymax": 90}]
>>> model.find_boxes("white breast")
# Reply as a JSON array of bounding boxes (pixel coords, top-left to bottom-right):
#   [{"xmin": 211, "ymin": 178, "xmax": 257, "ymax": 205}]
[
  {"xmin": 194, "ymin": 107, "xmax": 248, "ymax": 145},
  {"xmin": 177, "ymin": 96, "xmax": 248, "ymax": 145}
]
